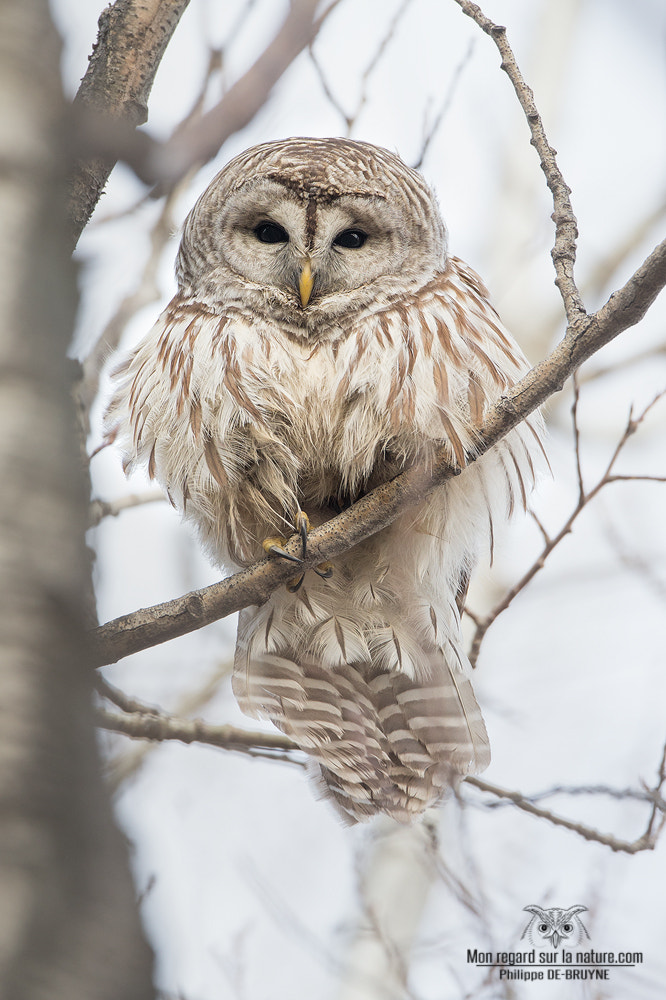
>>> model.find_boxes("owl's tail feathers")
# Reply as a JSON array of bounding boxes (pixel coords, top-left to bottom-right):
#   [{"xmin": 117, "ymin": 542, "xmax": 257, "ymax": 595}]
[{"xmin": 232, "ymin": 650, "xmax": 490, "ymax": 823}]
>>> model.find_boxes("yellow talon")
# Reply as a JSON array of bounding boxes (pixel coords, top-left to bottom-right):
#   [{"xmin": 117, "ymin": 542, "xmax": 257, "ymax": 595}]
[
  {"xmin": 263, "ymin": 513, "xmax": 334, "ymax": 588},
  {"xmin": 262, "ymin": 536, "xmax": 302, "ymax": 564}
]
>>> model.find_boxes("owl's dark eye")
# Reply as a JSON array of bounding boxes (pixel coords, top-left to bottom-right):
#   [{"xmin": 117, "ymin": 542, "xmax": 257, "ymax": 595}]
[
  {"xmin": 254, "ymin": 221, "xmax": 289, "ymax": 244},
  {"xmin": 562, "ymin": 923, "xmax": 573, "ymax": 933},
  {"xmin": 538, "ymin": 924, "xmax": 549, "ymax": 933},
  {"xmin": 333, "ymin": 229, "xmax": 367, "ymax": 249}
]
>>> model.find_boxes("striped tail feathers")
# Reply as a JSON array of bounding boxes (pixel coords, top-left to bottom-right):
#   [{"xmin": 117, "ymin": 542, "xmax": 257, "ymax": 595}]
[
  {"xmin": 232, "ymin": 651, "xmax": 398, "ymax": 801},
  {"xmin": 232, "ymin": 610, "xmax": 490, "ymax": 821}
]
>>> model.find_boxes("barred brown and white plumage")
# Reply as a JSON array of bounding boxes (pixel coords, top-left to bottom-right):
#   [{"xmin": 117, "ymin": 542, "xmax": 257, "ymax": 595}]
[{"xmin": 106, "ymin": 137, "xmax": 543, "ymax": 822}]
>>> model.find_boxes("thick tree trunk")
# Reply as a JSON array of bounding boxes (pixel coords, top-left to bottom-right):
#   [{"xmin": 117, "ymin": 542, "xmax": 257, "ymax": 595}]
[{"xmin": 0, "ymin": 2, "xmax": 154, "ymax": 997}]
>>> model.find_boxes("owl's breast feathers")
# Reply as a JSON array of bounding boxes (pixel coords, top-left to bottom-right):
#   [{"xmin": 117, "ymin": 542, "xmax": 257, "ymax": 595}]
[
  {"xmin": 107, "ymin": 256, "xmax": 543, "ymax": 821},
  {"xmin": 108, "ymin": 258, "xmax": 539, "ymax": 561}
]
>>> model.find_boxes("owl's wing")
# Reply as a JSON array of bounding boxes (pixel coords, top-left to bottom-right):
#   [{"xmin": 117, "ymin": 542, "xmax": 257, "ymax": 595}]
[
  {"xmin": 334, "ymin": 258, "xmax": 545, "ymax": 529},
  {"xmin": 105, "ymin": 295, "xmax": 303, "ymax": 564}
]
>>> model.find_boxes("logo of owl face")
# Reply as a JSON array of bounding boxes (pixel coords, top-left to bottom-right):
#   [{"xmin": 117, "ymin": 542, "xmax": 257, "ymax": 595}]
[{"xmin": 521, "ymin": 906, "xmax": 590, "ymax": 950}]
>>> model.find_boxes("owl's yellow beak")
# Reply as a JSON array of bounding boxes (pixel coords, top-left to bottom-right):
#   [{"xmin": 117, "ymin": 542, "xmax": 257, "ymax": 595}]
[{"xmin": 299, "ymin": 259, "xmax": 314, "ymax": 308}]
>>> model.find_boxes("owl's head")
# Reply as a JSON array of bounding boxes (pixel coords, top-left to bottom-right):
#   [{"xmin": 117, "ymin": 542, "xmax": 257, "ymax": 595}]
[
  {"xmin": 176, "ymin": 137, "xmax": 448, "ymax": 330},
  {"xmin": 521, "ymin": 906, "xmax": 589, "ymax": 950}
]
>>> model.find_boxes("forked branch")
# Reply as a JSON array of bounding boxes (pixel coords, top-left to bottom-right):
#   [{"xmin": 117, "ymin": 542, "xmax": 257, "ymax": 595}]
[{"xmin": 467, "ymin": 388, "xmax": 666, "ymax": 666}]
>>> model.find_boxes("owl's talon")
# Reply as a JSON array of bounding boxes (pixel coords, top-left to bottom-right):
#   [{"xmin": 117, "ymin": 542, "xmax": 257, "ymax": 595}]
[
  {"xmin": 313, "ymin": 561, "xmax": 333, "ymax": 580},
  {"xmin": 296, "ymin": 511, "xmax": 311, "ymax": 559},
  {"xmin": 262, "ymin": 536, "xmax": 302, "ymax": 564},
  {"xmin": 286, "ymin": 572, "xmax": 306, "ymax": 593}
]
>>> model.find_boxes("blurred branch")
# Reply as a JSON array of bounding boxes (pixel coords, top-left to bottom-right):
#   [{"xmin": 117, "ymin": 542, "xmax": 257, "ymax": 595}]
[
  {"xmin": 578, "ymin": 341, "xmax": 666, "ymax": 386},
  {"xmin": 101, "ymin": 658, "xmax": 234, "ymax": 790},
  {"xmin": 76, "ymin": 185, "xmax": 182, "ymax": 433},
  {"xmin": 91, "ymin": 237, "xmax": 666, "ymax": 666},
  {"xmin": 68, "ymin": 0, "xmax": 191, "ymax": 245},
  {"xmin": 466, "ymin": 388, "xmax": 666, "ymax": 666},
  {"xmin": 89, "ymin": 487, "xmax": 166, "ymax": 527},
  {"xmin": 453, "ymin": 0, "xmax": 585, "ymax": 324},
  {"xmin": 412, "ymin": 38, "xmax": 475, "ymax": 170},
  {"xmin": 309, "ymin": 0, "xmax": 413, "ymax": 136},
  {"xmin": 68, "ymin": 0, "xmax": 340, "ymax": 246},
  {"xmin": 97, "ymin": 704, "xmax": 303, "ymax": 765},
  {"xmin": 155, "ymin": 0, "xmax": 332, "ymax": 186}
]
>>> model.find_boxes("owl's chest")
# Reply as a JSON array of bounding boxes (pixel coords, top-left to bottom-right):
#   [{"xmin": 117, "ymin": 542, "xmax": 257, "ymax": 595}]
[
  {"xmin": 231, "ymin": 326, "xmax": 391, "ymax": 485},
  {"xmin": 257, "ymin": 344, "xmax": 345, "ymax": 457}
]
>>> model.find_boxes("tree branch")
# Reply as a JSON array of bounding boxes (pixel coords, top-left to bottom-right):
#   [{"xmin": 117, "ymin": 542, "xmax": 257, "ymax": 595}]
[
  {"xmin": 68, "ymin": 0, "xmax": 191, "ymax": 245},
  {"xmin": 97, "ymin": 706, "xmax": 303, "ymax": 764},
  {"xmin": 68, "ymin": 0, "xmax": 337, "ymax": 247},
  {"xmin": 467, "ymin": 389, "xmax": 666, "ymax": 666},
  {"xmin": 155, "ymin": 0, "xmax": 328, "ymax": 186},
  {"xmin": 453, "ymin": 0, "xmax": 585, "ymax": 323},
  {"xmin": 465, "ymin": 775, "xmax": 666, "ymax": 855},
  {"xmin": 91, "ymin": 237, "xmax": 666, "ymax": 667}
]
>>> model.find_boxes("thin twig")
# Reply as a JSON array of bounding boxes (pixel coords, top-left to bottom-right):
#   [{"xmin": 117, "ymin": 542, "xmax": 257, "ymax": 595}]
[
  {"xmin": 100, "ymin": 659, "xmax": 235, "ymax": 790},
  {"xmin": 95, "ymin": 674, "xmax": 161, "ymax": 716},
  {"xmin": 97, "ymin": 705, "xmax": 303, "ymax": 765},
  {"xmin": 466, "ymin": 390, "xmax": 666, "ymax": 665},
  {"xmin": 540, "ymin": 195, "xmax": 666, "ymax": 352},
  {"xmin": 465, "ymin": 775, "xmax": 666, "ymax": 855},
  {"xmin": 453, "ymin": 0, "xmax": 586, "ymax": 323},
  {"xmin": 309, "ymin": 0, "xmax": 414, "ymax": 135},
  {"xmin": 645, "ymin": 738, "xmax": 666, "ymax": 840},
  {"xmin": 412, "ymin": 38, "xmax": 475, "ymax": 170},
  {"xmin": 89, "ymin": 488, "xmax": 165, "ymax": 527}
]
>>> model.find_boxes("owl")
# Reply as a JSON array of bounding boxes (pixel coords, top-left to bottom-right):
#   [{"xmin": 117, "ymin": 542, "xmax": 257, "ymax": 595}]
[
  {"xmin": 106, "ymin": 137, "xmax": 543, "ymax": 823},
  {"xmin": 521, "ymin": 906, "xmax": 590, "ymax": 950}
]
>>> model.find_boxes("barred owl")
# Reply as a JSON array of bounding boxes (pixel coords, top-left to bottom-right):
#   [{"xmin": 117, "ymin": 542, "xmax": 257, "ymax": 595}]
[{"xmin": 107, "ymin": 137, "xmax": 543, "ymax": 823}]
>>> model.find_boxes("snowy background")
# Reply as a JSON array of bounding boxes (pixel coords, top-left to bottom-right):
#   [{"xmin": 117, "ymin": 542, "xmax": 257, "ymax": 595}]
[{"xmin": 51, "ymin": 0, "xmax": 666, "ymax": 997}]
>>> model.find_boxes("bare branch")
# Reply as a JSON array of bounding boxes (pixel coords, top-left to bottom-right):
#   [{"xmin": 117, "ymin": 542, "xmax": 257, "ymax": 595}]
[
  {"xmin": 579, "ymin": 342, "xmax": 666, "ymax": 386},
  {"xmin": 97, "ymin": 705, "xmax": 302, "ymax": 765},
  {"xmin": 68, "ymin": 0, "xmax": 191, "ymax": 245},
  {"xmin": 465, "ymin": 776, "xmax": 666, "ymax": 854},
  {"xmin": 89, "ymin": 488, "xmax": 166, "ymax": 527},
  {"xmin": 91, "ymin": 242, "xmax": 666, "ymax": 667},
  {"xmin": 412, "ymin": 38, "xmax": 475, "ymax": 170},
  {"xmin": 154, "ymin": 0, "xmax": 330, "ymax": 186},
  {"xmin": 103, "ymin": 658, "xmax": 233, "ymax": 790},
  {"xmin": 453, "ymin": 0, "xmax": 585, "ymax": 322},
  {"xmin": 310, "ymin": 0, "xmax": 413, "ymax": 136},
  {"xmin": 95, "ymin": 673, "xmax": 161, "ymax": 716},
  {"xmin": 466, "ymin": 390, "xmax": 666, "ymax": 665}
]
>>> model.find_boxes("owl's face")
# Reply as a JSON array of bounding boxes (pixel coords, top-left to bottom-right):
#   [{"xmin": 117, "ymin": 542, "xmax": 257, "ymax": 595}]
[
  {"xmin": 522, "ymin": 906, "xmax": 589, "ymax": 950},
  {"xmin": 176, "ymin": 138, "xmax": 448, "ymax": 331}
]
